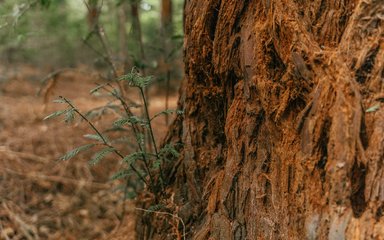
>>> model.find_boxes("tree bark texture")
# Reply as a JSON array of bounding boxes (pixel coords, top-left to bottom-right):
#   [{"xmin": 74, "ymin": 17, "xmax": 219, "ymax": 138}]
[{"xmin": 140, "ymin": 0, "xmax": 384, "ymax": 239}]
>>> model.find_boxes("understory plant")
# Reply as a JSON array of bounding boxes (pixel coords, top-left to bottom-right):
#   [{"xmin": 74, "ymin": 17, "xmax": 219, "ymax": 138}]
[{"xmin": 44, "ymin": 68, "xmax": 182, "ymax": 202}]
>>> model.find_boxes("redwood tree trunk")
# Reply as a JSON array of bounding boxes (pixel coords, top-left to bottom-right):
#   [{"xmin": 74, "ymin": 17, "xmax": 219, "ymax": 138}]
[{"xmin": 139, "ymin": 0, "xmax": 384, "ymax": 239}]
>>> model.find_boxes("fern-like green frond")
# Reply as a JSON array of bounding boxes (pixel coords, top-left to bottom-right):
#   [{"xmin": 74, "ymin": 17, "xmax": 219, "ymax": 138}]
[
  {"xmin": 151, "ymin": 109, "xmax": 175, "ymax": 121},
  {"xmin": 159, "ymin": 144, "xmax": 180, "ymax": 159},
  {"xmin": 64, "ymin": 109, "xmax": 76, "ymax": 123},
  {"xmin": 152, "ymin": 158, "xmax": 162, "ymax": 170},
  {"xmin": 123, "ymin": 151, "xmax": 155, "ymax": 165},
  {"xmin": 110, "ymin": 169, "xmax": 132, "ymax": 180},
  {"xmin": 117, "ymin": 69, "xmax": 153, "ymax": 88},
  {"xmin": 89, "ymin": 147, "xmax": 115, "ymax": 166},
  {"xmin": 85, "ymin": 104, "xmax": 121, "ymax": 120},
  {"xmin": 90, "ymin": 83, "xmax": 108, "ymax": 94},
  {"xmin": 136, "ymin": 133, "xmax": 145, "ymax": 148},
  {"xmin": 113, "ymin": 116, "xmax": 145, "ymax": 127},
  {"xmin": 83, "ymin": 134, "xmax": 107, "ymax": 142},
  {"xmin": 123, "ymin": 152, "xmax": 143, "ymax": 164},
  {"xmin": 43, "ymin": 109, "xmax": 69, "ymax": 121},
  {"xmin": 52, "ymin": 98, "xmax": 67, "ymax": 104},
  {"xmin": 60, "ymin": 144, "xmax": 95, "ymax": 161}
]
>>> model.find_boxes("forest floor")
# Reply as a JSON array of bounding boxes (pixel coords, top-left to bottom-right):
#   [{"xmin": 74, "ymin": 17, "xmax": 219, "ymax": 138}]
[{"xmin": 0, "ymin": 65, "xmax": 178, "ymax": 240}]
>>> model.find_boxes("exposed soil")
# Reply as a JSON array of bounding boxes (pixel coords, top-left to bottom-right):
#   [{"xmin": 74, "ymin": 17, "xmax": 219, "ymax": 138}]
[{"xmin": 0, "ymin": 65, "xmax": 177, "ymax": 239}]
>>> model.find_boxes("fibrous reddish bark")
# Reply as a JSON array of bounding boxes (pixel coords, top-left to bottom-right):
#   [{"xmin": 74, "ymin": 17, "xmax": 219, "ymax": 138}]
[{"xmin": 138, "ymin": 0, "xmax": 384, "ymax": 239}]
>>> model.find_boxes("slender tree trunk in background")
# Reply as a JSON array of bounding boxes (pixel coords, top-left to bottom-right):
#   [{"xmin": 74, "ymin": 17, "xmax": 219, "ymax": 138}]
[
  {"xmin": 128, "ymin": 0, "xmax": 153, "ymax": 151},
  {"xmin": 164, "ymin": 69, "xmax": 171, "ymax": 126},
  {"xmin": 160, "ymin": 0, "xmax": 173, "ymax": 126},
  {"xmin": 161, "ymin": 0, "xmax": 173, "ymax": 35},
  {"xmin": 118, "ymin": 0, "xmax": 129, "ymax": 73},
  {"xmin": 86, "ymin": 0, "xmax": 100, "ymax": 30},
  {"xmin": 130, "ymin": 0, "xmax": 146, "ymax": 70},
  {"xmin": 133, "ymin": 0, "xmax": 384, "ymax": 239}
]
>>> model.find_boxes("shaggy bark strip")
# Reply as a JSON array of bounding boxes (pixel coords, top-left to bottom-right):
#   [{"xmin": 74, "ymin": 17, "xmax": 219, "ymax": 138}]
[{"xmin": 135, "ymin": 0, "xmax": 384, "ymax": 239}]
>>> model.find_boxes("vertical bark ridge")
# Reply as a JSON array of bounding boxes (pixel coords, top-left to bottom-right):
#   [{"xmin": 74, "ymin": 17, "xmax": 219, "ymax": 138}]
[{"xmin": 141, "ymin": 0, "xmax": 384, "ymax": 239}]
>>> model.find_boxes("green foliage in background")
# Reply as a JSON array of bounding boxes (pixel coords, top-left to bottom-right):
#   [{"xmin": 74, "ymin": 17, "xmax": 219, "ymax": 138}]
[
  {"xmin": 0, "ymin": 0, "xmax": 88, "ymax": 65},
  {"xmin": 0, "ymin": 0, "xmax": 184, "ymax": 70}
]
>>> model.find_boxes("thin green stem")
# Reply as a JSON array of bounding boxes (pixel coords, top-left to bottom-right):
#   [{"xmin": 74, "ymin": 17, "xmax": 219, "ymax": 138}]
[
  {"xmin": 139, "ymin": 88, "xmax": 165, "ymax": 189},
  {"xmin": 140, "ymin": 88, "xmax": 158, "ymax": 155},
  {"xmin": 100, "ymin": 86, "xmax": 157, "ymax": 194}
]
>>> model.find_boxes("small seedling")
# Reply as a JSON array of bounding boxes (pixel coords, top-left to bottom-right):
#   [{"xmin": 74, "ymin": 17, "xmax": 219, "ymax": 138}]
[{"xmin": 44, "ymin": 68, "xmax": 183, "ymax": 202}]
